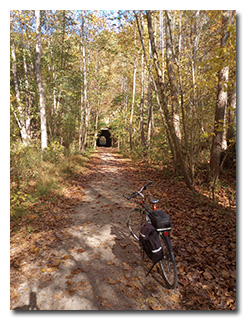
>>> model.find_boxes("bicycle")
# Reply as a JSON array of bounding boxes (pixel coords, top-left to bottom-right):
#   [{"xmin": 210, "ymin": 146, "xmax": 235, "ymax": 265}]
[{"xmin": 124, "ymin": 181, "xmax": 177, "ymax": 289}]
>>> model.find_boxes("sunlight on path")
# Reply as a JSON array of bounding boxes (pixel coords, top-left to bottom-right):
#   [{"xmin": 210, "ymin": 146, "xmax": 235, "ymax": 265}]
[{"xmin": 11, "ymin": 148, "xmax": 178, "ymax": 310}]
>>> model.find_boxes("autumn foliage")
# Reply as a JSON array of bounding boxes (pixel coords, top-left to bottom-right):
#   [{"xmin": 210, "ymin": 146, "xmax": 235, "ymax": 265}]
[{"xmin": 10, "ymin": 10, "xmax": 236, "ymax": 310}]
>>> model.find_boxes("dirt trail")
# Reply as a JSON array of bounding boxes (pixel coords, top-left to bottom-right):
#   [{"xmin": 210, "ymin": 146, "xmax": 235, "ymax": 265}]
[{"xmin": 11, "ymin": 148, "xmax": 180, "ymax": 310}]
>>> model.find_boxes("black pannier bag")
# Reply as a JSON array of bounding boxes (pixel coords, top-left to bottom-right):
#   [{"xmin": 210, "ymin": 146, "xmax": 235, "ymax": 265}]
[
  {"xmin": 149, "ymin": 210, "xmax": 171, "ymax": 232},
  {"xmin": 139, "ymin": 223, "xmax": 163, "ymax": 264}
]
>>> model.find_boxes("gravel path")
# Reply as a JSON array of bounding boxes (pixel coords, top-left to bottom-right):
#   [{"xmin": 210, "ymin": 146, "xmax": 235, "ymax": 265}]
[{"xmin": 11, "ymin": 148, "xmax": 179, "ymax": 310}]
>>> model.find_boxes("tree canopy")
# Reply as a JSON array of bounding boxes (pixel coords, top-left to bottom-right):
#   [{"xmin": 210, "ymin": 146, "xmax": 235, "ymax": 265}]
[{"xmin": 10, "ymin": 10, "xmax": 236, "ymax": 190}]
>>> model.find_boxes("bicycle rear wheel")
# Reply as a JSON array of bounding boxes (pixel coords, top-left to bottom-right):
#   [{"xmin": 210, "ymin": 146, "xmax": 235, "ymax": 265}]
[
  {"xmin": 126, "ymin": 207, "xmax": 146, "ymax": 241},
  {"xmin": 158, "ymin": 234, "xmax": 177, "ymax": 289}
]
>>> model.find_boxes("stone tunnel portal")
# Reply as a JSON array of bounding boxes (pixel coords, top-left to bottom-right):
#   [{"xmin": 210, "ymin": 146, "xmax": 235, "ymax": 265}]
[{"xmin": 97, "ymin": 128, "xmax": 112, "ymax": 147}]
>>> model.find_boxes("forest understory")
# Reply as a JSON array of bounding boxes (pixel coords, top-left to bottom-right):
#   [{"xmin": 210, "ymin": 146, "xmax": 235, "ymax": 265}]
[{"xmin": 10, "ymin": 148, "xmax": 236, "ymax": 310}]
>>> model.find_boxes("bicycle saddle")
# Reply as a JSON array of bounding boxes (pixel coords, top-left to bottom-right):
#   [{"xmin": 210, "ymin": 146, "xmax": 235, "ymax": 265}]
[{"xmin": 149, "ymin": 196, "xmax": 159, "ymax": 204}]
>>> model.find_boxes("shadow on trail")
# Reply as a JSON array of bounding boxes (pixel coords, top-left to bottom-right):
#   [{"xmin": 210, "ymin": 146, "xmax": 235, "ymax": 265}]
[{"xmin": 14, "ymin": 292, "xmax": 40, "ymax": 310}]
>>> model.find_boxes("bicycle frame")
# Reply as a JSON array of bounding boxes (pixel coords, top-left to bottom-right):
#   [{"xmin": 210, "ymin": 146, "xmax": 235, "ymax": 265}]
[{"xmin": 124, "ymin": 181, "xmax": 177, "ymax": 288}]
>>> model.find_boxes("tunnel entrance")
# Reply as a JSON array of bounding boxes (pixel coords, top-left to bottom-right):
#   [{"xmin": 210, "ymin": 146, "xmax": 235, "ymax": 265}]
[{"xmin": 97, "ymin": 128, "xmax": 112, "ymax": 147}]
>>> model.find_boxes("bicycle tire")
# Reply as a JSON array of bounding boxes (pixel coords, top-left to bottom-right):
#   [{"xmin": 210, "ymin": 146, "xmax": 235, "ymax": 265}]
[
  {"xmin": 158, "ymin": 234, "xmax": 177, "ymax": 289},
  {"xmin": 126, "ymin": 207, "xmax": 146, "ymax": 241}
]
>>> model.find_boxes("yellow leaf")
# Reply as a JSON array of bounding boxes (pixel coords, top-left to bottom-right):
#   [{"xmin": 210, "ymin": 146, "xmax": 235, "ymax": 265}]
[
  {"xmin": 42, "ymin": 268, "xmax": 46, "ymax": 273},
  {"xmin": 151, "ymin": 305, "xmax": 164, "ymax": 310},
  {"xmin": 146, "ymin": 297, "xmax": 156, "ymax": 305},
  {"xmin": 35, "ymin": 247, "xmax": 40, "ymax": 254},
  {"xmin": 169, "ymin": 293, "xmax": 180, "ymax": 303},
  {"xmin": 122, "ymin": 262, "xmax": 131, "ymax": 270},
  {"xmin": 47, "ymin": 267, "xmax": 58, "ymax": 272}
]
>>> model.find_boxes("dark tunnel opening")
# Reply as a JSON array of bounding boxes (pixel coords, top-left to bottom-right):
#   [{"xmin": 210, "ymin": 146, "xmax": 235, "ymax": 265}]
[{"xmin": 96, "ymin": 128, "xmax": 112, "ymax": 147}]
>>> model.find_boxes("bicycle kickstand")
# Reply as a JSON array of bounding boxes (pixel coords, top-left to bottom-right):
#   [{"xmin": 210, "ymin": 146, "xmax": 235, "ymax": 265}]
[{"xmin": 145, "ymin": 262, "xmax": 157, "ymax": 277}]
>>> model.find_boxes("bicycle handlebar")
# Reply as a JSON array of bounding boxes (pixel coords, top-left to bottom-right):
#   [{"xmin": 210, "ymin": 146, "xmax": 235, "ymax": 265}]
[{"xmin": 123, "ymin": 180, "xmax": 152, "ymax": 200}]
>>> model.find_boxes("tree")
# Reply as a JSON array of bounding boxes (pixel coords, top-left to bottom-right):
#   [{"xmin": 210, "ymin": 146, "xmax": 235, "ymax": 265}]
[
  {"xmin": 11, "ymin": 37, "xmax": 31, "ymax": 144},
  {"xmin": 9, "ymin": 10, "xmax": 236, "ymax": 192},
  {"xmin": 210, "ymin": 10, "xmax": 235, "ymax": 187},
  {"xmin": 227, "ymin": 77, "xmax": 236, "ymax": 145},
  {"xmin": 129, "ymin": 20, "xmax": 137, "ymax": 152},
  {"xmin": 35, "ymin": 10, "xmax": 48, "ymax": 150},
  {"xmin": 165, "ymin": 11, "xmax": 182, "ymax": 142},
  {"xmin": 146, "ymin": 10, "xmax": 193, "ymax": 189},
  {"xmin": 10, "ymin": 12, "xmax": 32, "ymax": 145},
  {"xmin": 80, "ymin": 10, "xmax": 89, "ymax": 154}
]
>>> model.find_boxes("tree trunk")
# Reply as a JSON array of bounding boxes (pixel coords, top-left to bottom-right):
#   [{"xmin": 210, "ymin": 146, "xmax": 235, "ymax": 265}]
[
  {"xmin": 189, "ymin": 10, "xmax": 200, "ymax": 185},
  {"xmin": 35, "ymin": 10, "xmax": 48, "ymax": 150},
  {"xmin": 78, "ymin": 33, "xmax": 84, "ymax": 151},
  {"xmin": 210, "ymin": 10, "xmax": 234, "ymax": 185},
  {"xmin": 135, "ymin": 11, "xmax": 175, "ymax": 160},
  {"xmin": 129, "ymin": 21, "xmax": 137, "ymax": 152},
  {"xmin": 81, "ymin": 10, "xmax": 90, "ymax": 154},
  {"xmin": 146, "ymin": 73, "xmax": 153, "ymax": 150},
  {"xmin": 165, "ymin": 11, "xmax": 182, "ymax": 142},
  {"xmin": 11, "ymin": 38, "xmax": 31, "ymax": 144},
  {"xmin": 210, "ymin": 65, "xmax": 229, "ymax": 183},
  {"xmin": 140, "ymin": 33, "xmax": 145, "ymax": 147},
  {"xmin": 93, "ymin": 48, "xmax": 100, "ymax": 149},
  {"xmin": 146, "ymin": 10, "xmax": 193, "ymax": 189},
  {"xmin": 23, "ymin": 48, "xmax": 32, "ymax": 139},
  {"xmin": 227, "ymin": 79, "xmax": 236, "ymax": 145},
  {"xmin": 146, "ymin": 34, "xmax": 154, "ymax": 151},
  {"xmin": 159, "ymin": 11, "xmax": 165, "ymax": 82},
  {"xmin": 94, "ymin": 110, "xmax": 99, "ymax": 149},
  {"xmin": 50, "ymin": 46, "xmax": 59, "ymax": 138},
  {"xmin": 177, "ymin": 12, "xmax": 188, "ymax": 153}
]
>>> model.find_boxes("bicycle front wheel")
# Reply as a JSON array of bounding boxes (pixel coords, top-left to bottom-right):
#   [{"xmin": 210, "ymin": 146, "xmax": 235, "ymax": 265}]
[
  {"xmin": 158, "ymin": 234, "xmax": 177, "ymax": 289},
  {"xmin": 126, "ymin": 207, "xmax": 146, "ymax": 241}
]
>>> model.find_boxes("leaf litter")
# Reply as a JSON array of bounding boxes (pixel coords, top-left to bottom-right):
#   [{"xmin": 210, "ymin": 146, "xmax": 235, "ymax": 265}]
[{"xmin": 10, "ymin": 148, "xmax": 236, "ymax": 310}]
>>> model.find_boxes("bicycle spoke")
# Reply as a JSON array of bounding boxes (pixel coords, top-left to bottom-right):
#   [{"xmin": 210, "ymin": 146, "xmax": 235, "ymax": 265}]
[
  {"xmin": 158, "ymin": 234, "xmax": 177, "ymax": 289},
  {"xmin": 126, "ymin": 208, "xmax": 144, "ymax": 241}
]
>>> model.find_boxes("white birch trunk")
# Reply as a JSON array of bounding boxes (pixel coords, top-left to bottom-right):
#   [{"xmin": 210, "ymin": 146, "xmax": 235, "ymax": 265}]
[
  {"xmin": 35, "ymin": 10, "xmax": 48, "ymax": 150},
  {"xmin": 11, "ymin": 38, "xmax": 30, "ymax": 144}
]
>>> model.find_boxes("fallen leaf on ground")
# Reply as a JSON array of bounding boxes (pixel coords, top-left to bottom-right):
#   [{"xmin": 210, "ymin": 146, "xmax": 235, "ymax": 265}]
[
  {"xmin": 169, "ymin": 293, "xmax": 180, "ymax": 303},
  {"xmin": 77, "ymin": 248, "xmax": 85, "ymax": 253},
  {"xmin": 47, "ymin": 267, "xmax": 58, "ymax": 272},
  {"xmin": 108, "ymin": 277, "xmax": 118, "ymax": 284},
  {"xmin": 203, "ymin": 271, "xmax": 213, "ymax": 280}
]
